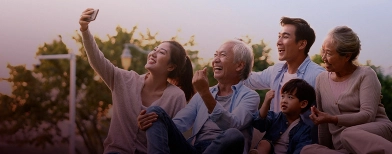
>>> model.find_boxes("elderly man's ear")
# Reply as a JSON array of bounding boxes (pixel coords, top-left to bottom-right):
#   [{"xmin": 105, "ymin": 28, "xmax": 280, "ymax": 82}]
[{"xmin": 236, "ymin": 62, "xmax": 245, "ymax": 72}]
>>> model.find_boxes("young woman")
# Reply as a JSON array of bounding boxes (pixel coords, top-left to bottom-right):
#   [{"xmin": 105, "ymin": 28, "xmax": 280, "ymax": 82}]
[{"xmin": 79, "ymin": 8, "xmax": 195, "ymax": 154}]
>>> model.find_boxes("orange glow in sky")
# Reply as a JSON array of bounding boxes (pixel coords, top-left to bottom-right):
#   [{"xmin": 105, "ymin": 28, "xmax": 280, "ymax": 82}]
[{"xmin": 1, "ymin": 0, "xmax": 392, "ymax": 95}]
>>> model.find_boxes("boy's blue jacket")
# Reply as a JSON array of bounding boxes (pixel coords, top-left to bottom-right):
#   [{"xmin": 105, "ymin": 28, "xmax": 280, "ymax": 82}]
[{"xmin": 253, "ymin": 111, "xmax": 312, "ymax": 154}]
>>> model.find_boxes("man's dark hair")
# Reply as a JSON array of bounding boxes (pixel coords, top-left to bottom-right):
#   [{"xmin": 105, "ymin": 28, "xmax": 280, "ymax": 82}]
[
  {"xmin": 281, "ymin": 79, "xmax": 315, "ymax": 113},
  {"xmin": 280, "ymin": 17, "xmax": 316, "ymax": 55}
]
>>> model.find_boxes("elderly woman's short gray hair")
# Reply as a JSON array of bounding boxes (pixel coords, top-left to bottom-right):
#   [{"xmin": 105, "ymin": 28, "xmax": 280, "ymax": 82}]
[{"xmin": 328, "ymin": 26, "xmax": 361, "ymax": 62}]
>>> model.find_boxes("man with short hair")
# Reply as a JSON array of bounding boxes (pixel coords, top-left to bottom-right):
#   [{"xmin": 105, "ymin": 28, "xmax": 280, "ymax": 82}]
[
  {"xmin": 244, "ymin": 17, "xmax": 324, "ymax": 143},
  {"xmin": 138, "ymin": 39, "xmax": 260, "ymax": 154}
]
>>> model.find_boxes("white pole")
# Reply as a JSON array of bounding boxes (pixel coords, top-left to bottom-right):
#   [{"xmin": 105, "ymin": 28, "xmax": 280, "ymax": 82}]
[
  {"xmin": 36, "ymin": 53, "xmax": 76, "ymax": 154},
  {"xmin": 69, "ymin": 53, "xmax": 76, "ymax": 154},
  {"xmin": 36, "ymin": 54, "xmax": 72, "ymax": 60}
]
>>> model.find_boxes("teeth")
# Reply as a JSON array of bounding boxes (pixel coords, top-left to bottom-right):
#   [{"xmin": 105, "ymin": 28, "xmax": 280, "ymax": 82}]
[{"xmin": 214, "ymin": 67, "xmax": 222, "ymax": 70}]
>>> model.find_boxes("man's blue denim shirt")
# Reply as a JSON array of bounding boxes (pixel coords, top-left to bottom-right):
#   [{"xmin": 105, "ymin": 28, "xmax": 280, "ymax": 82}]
[{"xmin": 253, "ymin": 111, "xmax": 312, "ymax": 154}]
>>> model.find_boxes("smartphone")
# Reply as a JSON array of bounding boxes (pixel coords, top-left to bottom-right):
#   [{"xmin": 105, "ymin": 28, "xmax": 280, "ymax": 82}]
[{"xmin": 89, "ymin": 9, "xmax": 99, "ymax": 21}]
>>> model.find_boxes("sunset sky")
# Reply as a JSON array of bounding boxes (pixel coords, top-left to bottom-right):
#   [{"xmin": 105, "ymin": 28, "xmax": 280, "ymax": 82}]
[{"xmin": 1, "ymin": 0, "xmax": 392, "ymax": 95}]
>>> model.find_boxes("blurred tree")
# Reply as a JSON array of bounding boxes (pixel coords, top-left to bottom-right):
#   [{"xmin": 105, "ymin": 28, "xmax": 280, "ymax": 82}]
[
  {"xmin": 0, "ymin": 38, "xmax": 71, "ymax": 149},
  {"xmin": 365, "ymin": 61, "xmax": 392, "ymax": 119},
  {"xmin": 0, "ymin": 26, "xmax": 200, "ymax": 154},
  {"xmin": 250, "ymin": 40, "xmax": 274, "ymax": 108},
  {"xmin": 311, "ymin": 53, "xmax": 324, "ymax": 66}
]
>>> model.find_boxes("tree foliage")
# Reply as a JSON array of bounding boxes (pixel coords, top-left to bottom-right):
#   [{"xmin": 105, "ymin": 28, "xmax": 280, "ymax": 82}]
[
  {"xmin": 365, "ymin": 61, "xmax": 392, "ymax": 119},
  {"xmin": 0, "ymin": 39, "xmax": 70, "ymax": 149}
]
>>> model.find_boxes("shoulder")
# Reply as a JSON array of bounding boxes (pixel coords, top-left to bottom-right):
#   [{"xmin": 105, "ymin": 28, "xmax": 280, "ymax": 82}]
[
  {"xmin": 294, "ymin": 118, "xmax": 312, "ymax": 134},
  {"xmin": 262, "ymin": 62, "xmax": 286, "ymax": 73},
  {"xmin": 117, "ymin": 70, "xmax": 143, "ymax": 82},
  {"xmin": 269, "ymin": 111, "xmax": 282, "ymax": 118},
  {"xmin": 166, "ymin": 83, "xmax": 186, "ymax": 97},
  {"xmin": 299, "ymin": 117, "xmax": 312, "ymax": 128},
  {"xmin": 316, "ymin": 71, "xmax": 329, "ymax": 80},
  {"xmin": 238, "ymin": 83, "xmax": 259, "ymax": 96},
  {"xmin": 307, "ymin": 61, "xmax": 325, "ymax": 72},
  {"xmin": 165, "ymin": 84, "xmax": 187, "ymax": 107},
  {"xmin": 358, "ymin": 66, "xmax": 377, "ymax": 75},
  {"xmin": 353, "ymin": 66, "xmax": 379, "ymax": 84},
  {"xmin": 273, "ymin": 62, "xmax": 286, "ymax": 70},
  {"xmin": 347, "ymin": 66, "xmax": 378, "ymax": 82}
]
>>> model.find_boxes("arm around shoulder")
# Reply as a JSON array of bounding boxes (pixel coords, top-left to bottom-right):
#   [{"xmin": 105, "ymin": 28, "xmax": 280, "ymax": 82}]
[{"xmin": 243, "ymin": 65, "xmax": 276, "ymax": 90}]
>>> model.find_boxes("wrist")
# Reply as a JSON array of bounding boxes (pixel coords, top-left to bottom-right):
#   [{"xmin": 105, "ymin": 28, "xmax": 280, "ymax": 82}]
[
  {"xmin": 329, "ymin": 115, "xmax": 338, "ymax": 124},
  {"xmin": 198, "ymin": 89, "xmax": 210, "ymax": 97},
  {"xmin": 80, "ymin": 26, "xmax": 88, "ymax": 32}
]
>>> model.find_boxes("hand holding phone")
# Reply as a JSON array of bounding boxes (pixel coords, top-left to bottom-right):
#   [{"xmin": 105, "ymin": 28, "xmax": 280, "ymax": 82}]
[{"xmin": 89, "ymin": 9, "xmax": 99, "ymax": 21}]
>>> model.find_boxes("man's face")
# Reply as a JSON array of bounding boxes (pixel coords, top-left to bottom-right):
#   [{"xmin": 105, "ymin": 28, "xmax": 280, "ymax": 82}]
[
  {"xmin": 277, "ymin": 24, "xmax": 304, "ymax": 62},
  {"xmin": 212, "ymin": 42, "xmax": 239, "ymax": 82}
]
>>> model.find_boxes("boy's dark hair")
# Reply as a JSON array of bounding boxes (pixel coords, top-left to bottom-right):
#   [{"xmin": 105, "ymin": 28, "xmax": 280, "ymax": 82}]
[
  {"xmin": 280, "ymin": 17, "xmax": 316, "ymax": 56},
  {"xmin": 281, "ymin": 79, "xmax": 315, "ymax": 113}
]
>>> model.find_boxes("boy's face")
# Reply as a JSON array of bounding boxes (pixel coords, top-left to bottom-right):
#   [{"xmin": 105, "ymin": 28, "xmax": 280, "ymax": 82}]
[{"xmin": 280, "ymin": 90, "xmax": 307, "ymax": 116}]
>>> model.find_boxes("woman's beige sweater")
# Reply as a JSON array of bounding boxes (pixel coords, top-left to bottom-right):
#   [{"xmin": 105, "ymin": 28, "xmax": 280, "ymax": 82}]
[
  {"xmin": 82, "ymin": 29, "xmax": 186, "ymax": 154},
  {"xmin": 316, "ymin": 66, "xmax": 391, "ymax": 150}
]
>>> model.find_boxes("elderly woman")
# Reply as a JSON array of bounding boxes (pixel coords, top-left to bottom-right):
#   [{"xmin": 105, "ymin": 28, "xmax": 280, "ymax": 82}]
[{"xmin": 301, "ymin": 26, "xmax": 392, "ymax": 154}]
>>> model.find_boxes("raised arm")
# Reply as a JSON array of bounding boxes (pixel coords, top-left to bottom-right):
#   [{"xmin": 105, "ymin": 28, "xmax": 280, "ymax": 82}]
[
  {"xmin": 79, "ymin": 8, "xmax": 118, "ymax": 90},
  {"xmin": 243, "ymin": 67, "xmax": 273, "ymax": 90},
  {"xmin": 259, "ymin": 90, "xmax": 274, "ymax": 118}
]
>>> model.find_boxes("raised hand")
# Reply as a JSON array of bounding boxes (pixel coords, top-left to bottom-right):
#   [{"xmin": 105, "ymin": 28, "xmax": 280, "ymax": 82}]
[
  {"xmin": 264, "ymin": 90, "xmax": 275, "ymax": 103},
  {"xmin": 259, "ymin": 89, "xmax": 275, "ymax": 118},
  {"xmin": 137, "ymin": 110, "xmax": 158, "ymax": 131},
  {"xmin": 309, "ymin": 106, "xmax": 338, "ymax": 125},
  {"xmin": 79, "ymin": 8, "xmax": 95, "ymax": 32},
  {"xmin": 192, "ymin": 67, "xmax": 209, "ymax": 94}
]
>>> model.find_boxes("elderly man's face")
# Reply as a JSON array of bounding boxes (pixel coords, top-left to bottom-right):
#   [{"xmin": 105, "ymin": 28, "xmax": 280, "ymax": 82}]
[{"xmin": 212, "ymin": 42, "xmax": 239, "ymax": 82}]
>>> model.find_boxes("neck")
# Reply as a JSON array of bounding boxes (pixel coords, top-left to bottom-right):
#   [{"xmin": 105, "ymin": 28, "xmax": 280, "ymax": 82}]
[
  {"xmin": 286, "ymin": 54, "xmax": 306, "ymax": 74},
  {"xmin": 144, "ymin": 72, "xmax": 168, "ymax": 91},
  {"xmin": 334, "ymin": 63, "xmax": 357, "ymax": 79},
  {"xmin": 217, "ymin": 80, "xmax": 239, "ymax": 96},
  {"xmin": 284, "ymin": 112, "xmax": 300, "ymax": 125}
]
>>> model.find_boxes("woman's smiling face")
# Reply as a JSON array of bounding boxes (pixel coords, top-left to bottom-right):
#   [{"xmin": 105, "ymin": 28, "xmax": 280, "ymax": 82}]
[
  {"xmin": 321, "ymin": 36, "xmax": 349, "ymax": 73},
  {"xmin": 145, "ymin": 42, "xmax": 175, "ymax": 74}
]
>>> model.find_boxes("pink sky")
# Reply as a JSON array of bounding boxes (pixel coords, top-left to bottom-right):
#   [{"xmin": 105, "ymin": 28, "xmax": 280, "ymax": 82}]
[{"xmin": 1, "ymin": 0, "xmax": 392, "ymax": 95}]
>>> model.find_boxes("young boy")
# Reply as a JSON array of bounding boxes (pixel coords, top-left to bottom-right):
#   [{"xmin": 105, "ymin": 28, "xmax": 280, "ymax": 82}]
[{"xmin": 249, "ymin": 79, "xmax": 315, "ymax": 154}]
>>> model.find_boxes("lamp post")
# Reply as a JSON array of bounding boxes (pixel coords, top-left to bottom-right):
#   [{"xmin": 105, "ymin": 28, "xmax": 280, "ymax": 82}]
[
  {"xmin": 121, "ymin": 43, "xmax": 149, "ymax": 70},
  {"xmin": 36, "ymin": 53, "xmax": 76, "ymax": 154},
  {"xmin": 121, "ymin": 44, "xmax": 132, "ymax": 70}
]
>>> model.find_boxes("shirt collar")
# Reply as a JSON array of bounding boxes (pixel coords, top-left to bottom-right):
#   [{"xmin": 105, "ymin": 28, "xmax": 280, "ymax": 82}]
[
  {"xmin": 211, "ymin": 80, "xmax": 244, "ymax": 95},
  {"xmin": 279, "ymin": 56, "xmax": 312, "ymax": 74}
]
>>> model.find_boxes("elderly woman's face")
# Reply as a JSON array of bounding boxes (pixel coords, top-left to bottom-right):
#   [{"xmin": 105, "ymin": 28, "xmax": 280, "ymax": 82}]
[{"xmin": 321, "ymin": 36, "xmax": 350, "ymax": 72}]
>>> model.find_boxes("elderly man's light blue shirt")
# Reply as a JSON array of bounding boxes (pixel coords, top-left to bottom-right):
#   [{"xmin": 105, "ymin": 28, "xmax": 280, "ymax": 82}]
[
  {"xmin": 173, "ymin": 80, "xmax": 260, "ymax": 154},
  {"xmin": 243, "ymin": 56, "xmax": 324, "ymax": 125}
]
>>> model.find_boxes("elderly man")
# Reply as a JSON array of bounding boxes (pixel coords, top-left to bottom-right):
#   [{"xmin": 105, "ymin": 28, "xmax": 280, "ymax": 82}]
[{"xmin": 137, "ymin": 39, "xmax": 260, "ymax": 154}]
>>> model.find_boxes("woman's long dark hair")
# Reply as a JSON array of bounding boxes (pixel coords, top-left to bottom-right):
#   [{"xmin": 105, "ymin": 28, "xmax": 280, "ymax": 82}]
[{"xmin": 164, "ymin": 41, "xmax": 195, "ymax": 102}]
